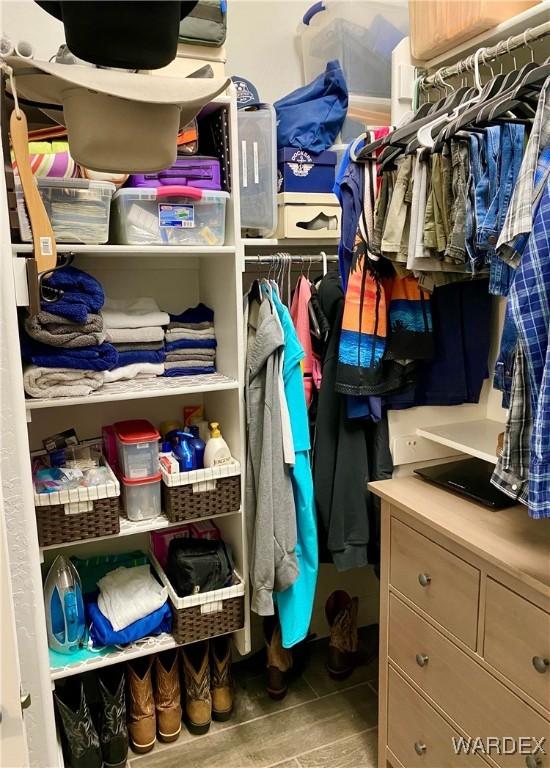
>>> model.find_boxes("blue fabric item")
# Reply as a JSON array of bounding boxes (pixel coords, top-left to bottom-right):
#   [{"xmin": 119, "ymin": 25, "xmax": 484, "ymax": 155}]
[
  {"xmin": 165, "ymin": 338, "xmax": 217, "ymax": 351},
  {"xmin": 41, "ymin": 266, "xmax": 105, "ymax": 324},
  {"xmin": 269, "ymin": 287, "xmax": 318, "ymax": 649},
  {"xmin": 333, "ymin": 139, "xmax": 364, "ymax": 291},
  {"xmin": 475, "ymin": 127, "xmax": 501, "ymax": 252},
  {"xmin": 169, "ymin": 303, "xmax": 214, "ymax": 324},
  {"xmin": 509, "ymin": 174, "xmax": 550, "ymax": 518},
  {"xmin": 385, "ymin": 280, "xmax": 491, "ymax": 409},
  {"xmin": 465, "ymin": 132, "xmax": 484, "ymax": 272},
  {"xmin": 21, "ymin": 336, "xmax": 118, "ymax": 371},
  {"xmin": 163, "ymin": 367, "xmax": 215, "ymax": 376},
  {"xmin": 494, "ymin": 301, "xmax": 518, "ymax": 409},
  {"xmin": 116, "ymin": 349, "xmax": 166, "ymax": 366},
  {"xmin": 274, "ymin": 60, "xmax": 348, "ymax": 153},
  {"xmin": 346, "ymin": 394, "xmax": 382, "ymax": 422},
  {"xmin": 87, "ymin": 600, "xmax": 172, "ymax": 648},
  {"xmin": 489, "ymin": 124, "xmax": 525, "ymax": 296}
]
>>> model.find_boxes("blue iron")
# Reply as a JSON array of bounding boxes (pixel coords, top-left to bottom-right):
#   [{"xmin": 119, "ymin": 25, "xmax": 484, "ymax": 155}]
[{"xmin": 43, "ymin": 555, "xmax": 86, "ymax": 654}]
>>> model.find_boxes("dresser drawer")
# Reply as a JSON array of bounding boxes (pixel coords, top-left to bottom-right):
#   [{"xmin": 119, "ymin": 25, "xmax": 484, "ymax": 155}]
[
  {"xmin": 388, "ymin": 666, "xmax": 485, "ymax": 768},
  {"xmin": 390, "ymin": 518, "xmax": 480, "ymax": 649},
  {"xmin": 484, "ymin": 578, "xmax": 550, "ymax": 711},
  {"xmin": 389, "ymin": 594, "xmax": 550, "ymax": 768}
]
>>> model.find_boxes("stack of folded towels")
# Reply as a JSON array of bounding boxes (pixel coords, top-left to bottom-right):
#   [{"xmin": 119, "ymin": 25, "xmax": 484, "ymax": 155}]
[
  {"xmin": 164, "ymin": 303, "xmax": 217, "ymax": 377},
  {"xmin": 87, "ymin": 564, "xmax": 172, "ymax": 647},
  {"xmin": 21, "ymin": 266, "xmax": 117, "ymax": 398},
  {"xmin": 102, "ymin": 297, "xmax": 169, "ymax": 383}
]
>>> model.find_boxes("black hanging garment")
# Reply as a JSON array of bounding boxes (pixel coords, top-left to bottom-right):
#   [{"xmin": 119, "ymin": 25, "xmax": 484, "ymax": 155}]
[{"xmin": 313, "ymin": 271, "xmax": 393, "ymax": 573}]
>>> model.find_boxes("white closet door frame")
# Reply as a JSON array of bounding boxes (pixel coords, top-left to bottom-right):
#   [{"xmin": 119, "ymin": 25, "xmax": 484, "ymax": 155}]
[{"xmin": 0, "ymin": 124, "xmax": 59, "ymax": 766}]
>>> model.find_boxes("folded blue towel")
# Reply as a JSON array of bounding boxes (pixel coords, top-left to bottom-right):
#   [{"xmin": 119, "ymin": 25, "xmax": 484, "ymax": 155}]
[
  {"xmin": 165, "ymin": 338, "xmax": 217, "ymax": 352},
  {"xmin": 41, "ymin": 266, "xmax": 105, "ymax": 324},
  {"xmin": 163, "ymin": 366, "xmax": 216, "ymax": 377},
  {"xmin": 169, "ymin": 303, "xmax": 214, "ymax": 325},
  {"xmin": 21, "ymin": 335, "xmax": 118, "ymax": 371},
  {"xmin": 116, "ymin": 349, "xmax": 167, "ymax": 366},
  {"xmin": 87, "ymin": 600, "xmax": 172, "ymax": 648}
]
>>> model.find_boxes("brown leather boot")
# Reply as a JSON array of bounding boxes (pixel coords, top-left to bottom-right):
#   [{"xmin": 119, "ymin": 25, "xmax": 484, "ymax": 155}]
[
  {"xmin": 325, "ymin": 590, "xmax": 359, "ymax": 680},
  {"xmin": 264, "ymin": 617, "xmax": 292, "ymax": 700},
  {"xmin": 155, "ymin": 649, "xmax": 182, "ymax": 743},
  {"xmin": 182, "ymin": 641, "xmax": 211, "ymax": 735},
  {"xmin": 126, "ymin": 657, "xmax": 156, "ymax": 754},
  {"xmin": 210, "ymin": 635, "xmax": 233, "ymax": 721}
]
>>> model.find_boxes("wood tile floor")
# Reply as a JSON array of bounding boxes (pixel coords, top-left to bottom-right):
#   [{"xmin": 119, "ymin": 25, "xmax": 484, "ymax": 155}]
[{"xmin": 130, "ymin": 628, "xmax": 379, "ymax": 768}]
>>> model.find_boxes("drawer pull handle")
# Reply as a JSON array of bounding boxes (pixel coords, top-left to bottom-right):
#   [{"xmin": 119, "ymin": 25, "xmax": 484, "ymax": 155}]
[
  {"xmin": 418, "ymin": 573, "xmax": 431, "ymax": 587},
  {"xmin": 416, "ymin": 653, "xmax": 429, "ymax": 667},
  {"xmin": 525, "ymin": 757, "xmax": 543, "ymax": 768},
  {"xmin": 532, "ymin": 656, "xmax": 550, "ymax": 674},
  {"xmin": 414, "ymin": 742, "xmax": 427, "ymax": 755}
]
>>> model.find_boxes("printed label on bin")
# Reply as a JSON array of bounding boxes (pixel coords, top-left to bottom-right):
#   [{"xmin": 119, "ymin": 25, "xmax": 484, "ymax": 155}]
[{"xmin": 158, "ymin": 203, "xmax": 195, "ymax": 228}]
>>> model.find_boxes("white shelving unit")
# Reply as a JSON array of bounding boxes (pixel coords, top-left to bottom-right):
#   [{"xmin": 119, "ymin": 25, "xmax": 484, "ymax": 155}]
[
  {"xmin": 1, "ymin": 86, "xmax": 250, "ymax": 767},
  {"xmin": 416, "ymin": 419, "xmax": 505, "ymax": 465}
]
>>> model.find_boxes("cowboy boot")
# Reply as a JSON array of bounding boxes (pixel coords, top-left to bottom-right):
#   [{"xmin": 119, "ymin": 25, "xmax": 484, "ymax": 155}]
[
  {"xmin": 182, "ymin": 640, "xmax": 211, "ymax": 735},
  {"xmin": 97, "ymin": 669, "xmax": 128, "ymax": 768},
  {"xmin": 154, "ymin": 649, "xmax": 182, "ymax": 743},
  {"xmin": 210, "ymin": 635, "xmax": 234, "ymax": 721},
  {"xmin": 264, "ymin": 616, "xmax": 293, "ymax": 700},
  {"xmin": 126, "ymin": 657, "xmax": 156, "ymax": 754},
  {"xmin": 54, "ymin": 681, "xmax": 102, "ymax": 768},
  {"xmin": 325, "ymin": 590, "xmax": 359, "ymax": 680}
]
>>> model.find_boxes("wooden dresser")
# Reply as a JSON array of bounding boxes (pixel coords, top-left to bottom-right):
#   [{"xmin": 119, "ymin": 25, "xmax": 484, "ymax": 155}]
[{"xmin": 369, "ymin": 477, "xmax": 550, "ymax": 768}]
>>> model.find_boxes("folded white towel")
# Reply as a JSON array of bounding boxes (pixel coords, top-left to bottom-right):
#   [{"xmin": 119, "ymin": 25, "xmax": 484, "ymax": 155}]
[
  {"xmin": 97, "ymin": 565, "xmax": 167, "ymax": 631},
  {"xmin": 104, "ymin": 362, "xmax": 165, "ymax": 383},
  {"xmin": 24, "ymin": 365, "xmax": 104, "ymax": 398},
  {"xmin": 106, "ymin": 326, "xmax": 165, "ymax": 344},
  {"xmin": 102, "ymin": 297, "xmax": 169, "ymax": 329}
]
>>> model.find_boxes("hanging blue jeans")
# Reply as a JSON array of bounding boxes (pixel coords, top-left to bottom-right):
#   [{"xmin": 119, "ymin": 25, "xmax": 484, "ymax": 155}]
[
  {"xmin": 494, "ymin": 301, "xmax": 518, "ymax": 408},
  {"xmin": 475, "ymin": 127, "xmax": 501, "ymax": 253},
  {"xmin": 465, "ymin": 132, "xmax": 484, "ymax": 272},
  {"xmin": 489, "ymin": 124, "xmax": 525, "ymax": 296}
]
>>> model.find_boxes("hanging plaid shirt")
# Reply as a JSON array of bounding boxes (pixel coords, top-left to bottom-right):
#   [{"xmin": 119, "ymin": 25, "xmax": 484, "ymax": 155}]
[
  {"xmin": 497, "ymin": 76, "xmax": 550, "ymax": 266},
  {"xmin": 491, "ymin": 344, "xmax": 530, "ymax": 505},
  {"xmin": 508, "ymin": 175, "xmax": 550, "ymax": 518}
]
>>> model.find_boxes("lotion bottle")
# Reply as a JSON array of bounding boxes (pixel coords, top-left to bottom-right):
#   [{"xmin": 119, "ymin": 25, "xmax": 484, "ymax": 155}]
[{"xmin": 203, "ymin": 422, "xmax": 232, "ymax": 468}]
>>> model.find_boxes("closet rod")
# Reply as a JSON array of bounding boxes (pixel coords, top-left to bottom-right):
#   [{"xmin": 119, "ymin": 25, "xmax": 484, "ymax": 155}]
[
  {"xmin": 421, "ymin": 19, "xmax": 550, "ymax": 88},
  {"xmin": 244, "ymin": 254, "xmax": 339, "ymax": 264}
]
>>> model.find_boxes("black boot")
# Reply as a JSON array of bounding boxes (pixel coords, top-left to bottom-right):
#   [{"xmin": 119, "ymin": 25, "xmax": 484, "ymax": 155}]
[
  {"xmin": 54, "ymin": 682, "xmax": 102, "ymax": 768},
  {"xmin": 98, "ymin": 670, "xmax": 129, "ymax": 768}
]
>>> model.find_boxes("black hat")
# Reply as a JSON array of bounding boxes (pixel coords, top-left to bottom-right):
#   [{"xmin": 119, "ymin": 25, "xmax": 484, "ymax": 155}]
[{"xmin": 36, "ymin": 1, "xmax": 199, "ymax": 70}]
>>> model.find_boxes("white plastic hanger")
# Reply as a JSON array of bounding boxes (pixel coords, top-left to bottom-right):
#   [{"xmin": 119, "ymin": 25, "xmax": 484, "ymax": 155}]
[{"xmin": 416, "ymin": 47, "xmax": 486, "ymax": 150}]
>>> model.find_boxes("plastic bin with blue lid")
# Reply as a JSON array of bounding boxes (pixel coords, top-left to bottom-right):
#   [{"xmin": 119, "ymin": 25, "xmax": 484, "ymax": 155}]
[
  {"xmin": 299, "ymin": 1, "xmax": 408, "ymax": 101},
  {"xmin": 111, "ymin": 185, "xmax": 229, "ymax": 246}
]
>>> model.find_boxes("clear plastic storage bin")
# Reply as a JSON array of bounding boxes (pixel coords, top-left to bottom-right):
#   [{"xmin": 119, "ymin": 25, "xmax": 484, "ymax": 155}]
[
  {"xmin": 16, "ymin": 178, "xmax": 115, "ymax": 244},
  {"xmin": 114, "ymin": 420, "xmax": 160, "ymax": 480},
  {"xmin": 111, "ymin": 185, "xmax": 229, "ymax": 246},
  {"xmin": 121, "ymin": 473, "xmax": 161, "ymax": 521},
  {"xmin": 237, "ymin": 105, "xmax": 277, "ymax": 235},
  {"xmin": 299, "ymin": 1, "xmax": 408, "ymax": 100}
]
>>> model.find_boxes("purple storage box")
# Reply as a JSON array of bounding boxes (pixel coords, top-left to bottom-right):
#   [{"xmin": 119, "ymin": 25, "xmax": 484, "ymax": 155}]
[
  {"xmin": 277, "ymin": 148, "xmax": 337, "ymax": 193},
  {"xmin": 128, "ymin": 156, "xmax": 222, "ymax": 191}
]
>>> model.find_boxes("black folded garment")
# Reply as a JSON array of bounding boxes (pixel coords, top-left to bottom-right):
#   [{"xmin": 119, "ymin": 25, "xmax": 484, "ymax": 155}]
[{"xmin": 166, "ymin": 537, "xmax": 234, "ymax": 597}]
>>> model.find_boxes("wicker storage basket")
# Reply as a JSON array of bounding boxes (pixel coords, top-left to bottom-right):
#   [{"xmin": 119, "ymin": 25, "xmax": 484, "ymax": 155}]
[
  {"xmin": 34, "ymin": 458, "xmax": 121, "ymax": 546},
  {"xmin": 161, "ymin": 460, "xmax": 241, "ymax": 523},
  {"xmin": 150, "ymin": 550, "xmax": 245, "ymax": 645}
]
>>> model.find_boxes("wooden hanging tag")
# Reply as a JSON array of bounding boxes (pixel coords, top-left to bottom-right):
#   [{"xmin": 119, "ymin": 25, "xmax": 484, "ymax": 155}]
[{"xmin": 10, "ymin": 108, "xmax": 57, "ymax": 273}]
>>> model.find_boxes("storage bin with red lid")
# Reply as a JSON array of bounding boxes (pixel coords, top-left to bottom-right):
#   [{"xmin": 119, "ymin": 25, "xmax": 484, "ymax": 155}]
[
  {"xmin": 113, "ymin": 419, "xmax": 160, "ymax": 480},
  {"xmin": 121, "ymin": 473, "xmax": 162, "ymax": 521}
]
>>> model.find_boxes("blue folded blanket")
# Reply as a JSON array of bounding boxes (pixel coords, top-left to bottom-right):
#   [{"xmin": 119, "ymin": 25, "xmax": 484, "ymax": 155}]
[
  {"xmin": 21, "ymin": 336, "xmax": 118, "ymax": 371},
  {"xmin": 169, "ymin": 303, "xmax": 214, "ymax": 324},
  {"xmin": 165, "ymin": 338, "xmax": 217, "ymax": 352},
  {"xmin": 163, "ymin": 366, "xmax": 216, "ymax": 377},
  {"xmin": 41, "ymin": 266, "xmax": 105, "ymax": 324},
  {"xmin": 116, "ymin": 349, "xmax": 167, "ymax": 366},
  {"xmin": 87, "ymin": 600, "xmax": 172, "ymax": 648}
]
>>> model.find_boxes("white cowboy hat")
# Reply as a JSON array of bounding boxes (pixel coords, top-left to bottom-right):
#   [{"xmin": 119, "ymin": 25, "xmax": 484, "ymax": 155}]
[{"xmin": 4, "ymin": 55, "xmax": 229, "ymax": 173}]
